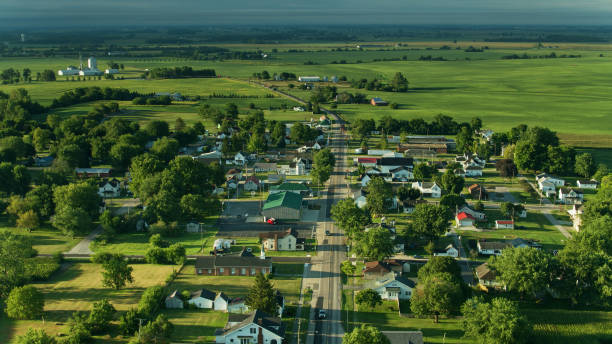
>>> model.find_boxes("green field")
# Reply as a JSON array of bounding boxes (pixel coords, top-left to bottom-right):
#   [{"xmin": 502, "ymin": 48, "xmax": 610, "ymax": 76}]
[
  {"xmin": 0, "ymin": 263, "xmax": 176, "ymax": 344},
  {"xmin": 3, "ymin": 43, "xmax": 612, "ymax": 148},
  {"xmin": 0, "ymin": 216, "xmax": 81, "ymax": 255}
]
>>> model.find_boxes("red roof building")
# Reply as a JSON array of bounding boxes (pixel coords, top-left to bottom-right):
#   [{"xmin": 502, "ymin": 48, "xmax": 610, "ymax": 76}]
[{"xmin": 357, "ymin": 157, "xmax": 379, "ymax": 165}]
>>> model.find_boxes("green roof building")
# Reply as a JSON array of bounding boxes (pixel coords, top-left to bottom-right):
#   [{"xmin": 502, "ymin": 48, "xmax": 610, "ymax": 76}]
[
  {"xmin": 269, "ymin": 182, "xmax": 310, "ymax": 195},
  {"xmin": 262, "ymin": 191, "xmax": 303, "ymax": 220}
]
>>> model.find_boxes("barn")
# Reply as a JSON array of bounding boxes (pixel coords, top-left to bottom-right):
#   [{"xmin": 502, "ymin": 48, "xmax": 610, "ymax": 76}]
[{"xmin": 262, "ymin": 191, "xmax": 302, "ymax": 220}]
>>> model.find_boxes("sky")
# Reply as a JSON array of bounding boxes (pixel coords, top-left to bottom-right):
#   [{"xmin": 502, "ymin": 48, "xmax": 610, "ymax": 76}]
[{"xmin": 1, "ymin": 0, "xmax": 612, "ymax": 28}]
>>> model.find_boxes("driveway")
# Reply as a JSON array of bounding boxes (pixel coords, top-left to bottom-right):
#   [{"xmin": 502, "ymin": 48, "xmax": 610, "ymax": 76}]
[{"xmin": 65, "ymin": 225, "xmax": 102, "ymax": 255}]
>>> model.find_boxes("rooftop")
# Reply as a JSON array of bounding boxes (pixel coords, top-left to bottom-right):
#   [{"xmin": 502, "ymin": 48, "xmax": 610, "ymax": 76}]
[{"xmin": 263, "ymin": 191, "xmax": 303, "ymax": 211}]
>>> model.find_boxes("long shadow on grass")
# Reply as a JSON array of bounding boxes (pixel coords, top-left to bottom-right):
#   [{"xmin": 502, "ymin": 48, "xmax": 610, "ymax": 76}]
[{"xmin": 407, "ymin": 87, "xmax": 460, "ymax": 92}]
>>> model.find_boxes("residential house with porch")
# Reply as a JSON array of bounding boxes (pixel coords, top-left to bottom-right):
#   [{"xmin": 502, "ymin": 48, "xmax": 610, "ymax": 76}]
[{"xmin": 215, "ymin": 310, "xmax": 284, "ymax": 344}]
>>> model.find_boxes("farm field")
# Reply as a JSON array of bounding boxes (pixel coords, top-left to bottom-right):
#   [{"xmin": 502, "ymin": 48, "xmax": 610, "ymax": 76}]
[{"xmin": 0, "ymin": 262, "xmax": 176, "ymax": 344}]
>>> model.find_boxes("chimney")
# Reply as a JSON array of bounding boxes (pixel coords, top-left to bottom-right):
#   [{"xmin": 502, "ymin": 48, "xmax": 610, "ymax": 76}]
[{"xmin": 258, "ymin": 325, "xmax": 264, "ymax": 344}]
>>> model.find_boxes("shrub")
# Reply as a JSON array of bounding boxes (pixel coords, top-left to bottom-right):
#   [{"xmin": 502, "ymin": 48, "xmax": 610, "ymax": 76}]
[
  {"xmin": 25, "ymin": 257, "xmax": 61, "ymax": 281},
  {"xmin": 6, "ymin": 285, "xmax": 44, "ymax": 320},
  {"xmin": 138, "ymin": 286, "xmax": 165, "ymax": 319}
]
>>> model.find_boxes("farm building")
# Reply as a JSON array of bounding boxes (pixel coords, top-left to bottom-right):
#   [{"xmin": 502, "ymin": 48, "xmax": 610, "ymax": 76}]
[
  {"xmin": 298, "ymin": 76, "xmax": 321, "ymax": 82},
  {"xmin": 495, "ymin": 220, "xmax": 514, "ymax": 229},
  {"xmin": 577, "ymin": 179, "xmax": 598, "ymax": 189},
  {"xmin": 262, "ymin": 192, "xmax": 302, "ymax": 220},
  {"xmin": 370, "ymin": 97, "xmax": 388, "ymax": 106}
]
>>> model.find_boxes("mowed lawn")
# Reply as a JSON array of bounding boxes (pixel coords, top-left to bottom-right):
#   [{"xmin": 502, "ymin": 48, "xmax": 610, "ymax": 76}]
[
  {"xmin": 0, "ymin": 263, "xmax": 176, "ymax": 344},
  {"xmin": 0, "ymin": 216, "xmax": 81, "ymax": 255},
  {"xmin": 91, "ymin": 230, "xmax": 218, "ymax": 255},
  {"xmin": 160, "ymin": 263, "xmax": 302, "ymax": 343}
]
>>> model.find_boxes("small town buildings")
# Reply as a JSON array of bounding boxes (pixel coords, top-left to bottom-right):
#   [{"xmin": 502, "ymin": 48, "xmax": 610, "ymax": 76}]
[
  {"xmin": 351, "ymin": 188, "xmax": 368, "ymax": 209},
  {"xmin": 363, "ymin": 261, "xmax": 392, "ymax": 279},
  {"xmin": 226, "ymin": 168, "xmax": 243, "ymax": 180},
  {"xmin": 455, "ymin": 212, "xmax": 475, "ymax": 227},
  {"xmin": 97, "ymin": 178, "xmax": 121, "ymax": 198},
  {"xmin": 537, "ymin": 174, "xmax": 565, "ymax": 188},
  {"xmin": 538, "ymin": 180, "xmax": 557, "ymax": 197},
  {"xmin": 269, "ymin": 182, "xmax": 310, "ymax": 196},
  {"xmin": 370, "ymin": 97, "xmax": 388, "ymax": 106},
  {"xmin": 495, "ymin": 220, "xmax": 514, "ymax": 229},
  {"xmin": 298, "ymin": 76, "xmax": 321, "ymax": 82},
  {"xmin": 254, "ymin": 162, "xmax": 278, "ymax": 172},
  {"xmin": 266, "ymin": 174, "xmax": 285, "ymax": 184},
  {"xmin": 465, "ymin": 165, "xmax": 483, "ymax": 177},
  {"xmin": 577, "ymin": 179, "xmax": 598, "ymax": 189},
  {"xmin": 357, "ymin": 157, "xmax": 379, "ymax": 167},
  {"xmin": 402, "ymin": 199, "xmax": 426, "ymax": 214},
  {"xmin": 34, "ymin": 155, "xmax": 54, "ymax": 167},
  {"xmin": 243, "ymin": 176, "xmax": 261, "ymax": 192},
  {"xmin": 365, "ymin": 274, "xmax": 415, "ymax": 300},
  {"xmin": 477, "ymin": 240, "xmax": 510, "ymax": 256},
  {"xmin": 58, "ymin": 66, "xmax": 80, "ymax": 76},
  {"xmin": 293, "ymin": 106, "xmax": 305, "ymax": 112},
  {"xmin": 382, "ymin": 331, "xmax": 424, "ymax": 344},
  {"xmin": 558, "ymin": 188, "xmax": 584, "ymax": 205},
  {"xmin": 262, "ymin": 191, "xmax": 303, "ymax": 220},
  {"xmin": 214, "ymin": 309, "xmax": 284, "ymax": 344},
  {"xmin": 188, "ymin": 289, "xmax": 216, "ymax": 309},
  {"xmin": 195, "ymin": 250, "xmax": 272, "ymax": 276},
  {"xmin": 359, "ymin": 174, "xmax": 372, "ymax": 187},
  {"xmin": 259, "ymin": 228, "xmax": 304, "ymax": 251},
  {"xmin": 457, "ymin": 205, "xmax": 486, "ymax": 221},
  {"xmin": 75, "ymin": 167, "xmax": 111, "ymax": 178},
  {"xmin": 367, "ymin": 149, "xmax": 394, "ymax": 156},
  {"xmin": 105, "ymin": 68, "xmax": 119, "ymax": 75},
  {"xmin": 468, "ymin": 184, "xmax": 488, "ymax": 200},
  {"xmin": 390, "ymin": 166, "xmax": 413, "ymax": 181},
  {"xmin": 411, "ymin": 181, "xmax": 441, "ymax": 198},
  {"xmin": 234, "ymin": 152, "xmax": 248, "ymax": 165},
  {"xmin": 165, "ymin": 290, "xmax": 183, "ymax": 309},
  {"xmin": 379, "ymin": 157, "xmax": 414, "ymax": 174},
  {"xmin": 475, "ymin": 263, "xmax": 501, "ymax": 288},
  {"xmin": 434, "ymin": 244, "xmax": 459, "ymax": 258},
  {"xmin": 227, "ymin": 297, "xmax": 249, "ymax": 313},
  {"xmin": 214, "ymin": 292, "xmax": 231, "ymax": 311}
]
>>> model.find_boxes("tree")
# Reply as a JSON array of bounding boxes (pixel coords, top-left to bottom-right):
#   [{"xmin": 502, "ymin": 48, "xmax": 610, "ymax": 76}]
[
  {"xmin": 40, "ymin": 70, "xmax": 56, "ymax": 81},
  {"xmin": 110, "ymin": 142, "xmax": 142, "ymax": 169},
  {"xmin": 87, "ymin": 299, "xmax": 116, "ymax": 334},
  {"xmin": 64, "ymin": 312, "xmax": 92, "ymax": 344},
  {"xmin": 456, "ymin": 126, "xmax": 474, "ymax": 153},
  {"xmin": 151, "ymin": 137, "xmax": 179, "ymax": 162},
  {"xmin": 489, "ymin": 247, "xmax": 554, "ymax": 296},
  {"xmin": 246, "ymin": 133, "xmax": 266, "ymax": 153},
  {"xmin": 129, "ymin": 153, "xmax": 164, "ymax": 198},
  {"xmin": 341, "ymin": 260, "xmax": 356, "ymax": 276},
  {"xmin": 461, "ymin": 297, "xmax": 530, "ymax": 344},
  {"xmin": 495, "ymin": 159, "xmax": 518, "ymax": 178},
  {"xmin": 356, "ymin": 225, "xmax": 394, "ymax": 261},
  {"xmin": 390, "ymin": 72, "xmax": 409, "ymax": 92},
  {"xmin": 245, "ymin": 273, "xmax": 278, "ymax": 315},
  {"xmin": 119, "ymin": 308, "xmax": 140, "ymax": 336},
  {"xmin": 16, "ymin": 209, "xmax": 39, "ymax": 231},
  {"xmin": 575, "ymin": 153, "xmax": 596, "ymax": 178},
  {"xmin": 132, "ymin": 314, "xmax": 173, "ymax": 344},
  {"xmin": 32, "ymin": 128, "xmax": 52, "ymax": 152},
  {"xmin": 180, "ymin": 194, "xmax": 220, "ymax": 222},
  {"xmin": 411, "ymin": 204, "xmax": 451, "ymax": 241},
  {"xmin": 365, "ymin": 177, "xmax": 392, "ymax": 217},
  {"xmin": 343, "ymin": 325, "xmax": 390, "ymax": 344},
  {"xmin": 439, "ymin": 194, "xmax": 466, "ymax": 211},
  {"xmin": 546, "ymin": 145, "xmax": 575, "ymax": 175},
  {"xmin": 0, "ymin": 232, "xmax": 35, "ymax": 297},
  {"xmin": 418, "ymin": 256, "xmax": 463, "ymax": 283},
  {"xmin": 441, "ymin": 170, "xmax": 464, "ymax": 194},
  {"xmin": 355, "ymin": 289, "xmax": 383, "ymax": 309},
  {"xmin": 470, "ymin": 117, "xmax": 482, "ymax": 133},
  {"xmin": 6, "ymin": 285, "xmax": 44, "ymax": 320},
  {"xmin": 330, "ymin": 199, "xmax": 370, "ymax": 241},
  {"xmin": 413, "ymin": 163, "xmax": 433, "ymax": 181},
  {"xmin": 53, "ymin": 182, "xmax": 101, "ymax": 218},
  {"xmin": 93, "ymin": 253, "xmax": 134, "ymax": 290},
  {"xmin": 410, "ymin": 273, "xmax": 463, "ymax": 323},
  {"xmin": 16, "ymin": 329, "xmax": 57, "ymax": 344},
  {"xmin": 514, "ymin": 127, "xmax": 559, "ymax": 171},
  {"xmin": 52, "ymin": 206, "xmax": 92, "ymax": 237},
  {"xmin": 312, "ymin": 148, "xmax": 335, "ymax": 186}
]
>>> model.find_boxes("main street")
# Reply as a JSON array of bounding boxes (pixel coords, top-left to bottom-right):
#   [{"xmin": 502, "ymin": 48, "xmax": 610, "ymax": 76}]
[{"xmin": 303, "ymin": 120, "xmax": 348, "ymax": 344}]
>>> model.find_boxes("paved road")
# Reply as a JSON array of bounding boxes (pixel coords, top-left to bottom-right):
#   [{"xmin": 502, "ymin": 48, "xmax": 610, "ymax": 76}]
[
  {"xmin": 520, "ymin": 177, "xmax": 573, "ymax": 239},
  {"xmin": 301, "ymin": 124, "xmax": 346, "ymax": 344},
  {"xmin": 65, "ymin": 226, "xmax": 102, "ymax": 255}
]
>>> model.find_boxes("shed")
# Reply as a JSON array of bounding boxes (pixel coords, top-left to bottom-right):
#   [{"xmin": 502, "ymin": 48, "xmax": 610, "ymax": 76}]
[{"xmin": 165, "ymin": 290, "xmax": 183, "ymax": 309}]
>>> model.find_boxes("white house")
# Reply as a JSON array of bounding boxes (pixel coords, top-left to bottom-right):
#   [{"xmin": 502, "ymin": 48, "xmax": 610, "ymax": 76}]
[
  {"xmin": 165, "ymin": 290, "xmax": 183, "ymax": 309},
  {"xmin": 390, "ymin": 167, "xmax": 413, "ymax": 181},
  {"xmin": 214, "ymin": 292, "xmax": 230, "ymax": 311},
  {"xmin": 298, "ymin": 76, "xmax": 321, "ymax": 82},
  {"xmin": 495, "ymin": 220, "xmax": 514, "ymax": 229},
  {"xmin": 455, "ymin": 212, "xmax": 475, "ymax": 227},
  {"xmin": 188, "ymin": 289, "xmax": 216, "ymax": 309},
  {"xmin": 366, "ymin": 274, "xmax": 415, "ymax": 301},
  {"xmin": 457, "ymin": 205, "xmax": 486, "ymax": 221},
  {"xmin": 558, "ymin": 188, "xmax": 584, "ymax": 205},
  {"xmin": 411, "ymin": 181, "xmax": 441, "ymax": 198},
  {"xmin": 105, "ymin": 68, "xmax": 119, "ymax": 75},
  {"xmin": 215, "ymin": 310, "xmax": 284, "ymax": 344},
  {"xmin": 293, "ymin": 106, "xmax": 305, "ymax": 112},
  {"xmin": 537, "ymin": 174, "xmax": 565, "ymax": 187},
  {"xmin": 359, "ymin": 174, "xmax": 372, "ymax": 188},
  {"xmin": 538, "ymin": 179, "xmax": 557, "ymax": 197},
  {"xmin": 477, "ymin": 240, "xmax": 509, "ymax": 256},
  {"xmin": 234, "ymin": 152, "xmax": 248, "ymax": 165},
  {"xmin": 259, "ymin": 228, "xmax": 302, "ymax": 251},
  {"xmin": 434, "ymin": 244, "xmax": 459, "ymax": 258},
  {"xmin": 243, "ymin": 176, "xmax": 261, "ymax": 192},
  {"xmin": 98, "ymin": 179, "xmax": 121, "ymax": 198},
  {"xmin": 577, "ymin": 179, "xmax": 598, "ymax": 189},
  {"xmin": 475, "ymin": 263, "xmax": 501, "ymax": 288},
  {"xmin": 567, "ymin": 204, "xmax": 583, "ymax": 231},
  {"xmin": 227, "ymin": 298, "xmax": 249, "ymax": 313},
  {"xmin": 465, "ymin": 166, "xmax": 483, "ymax": 177}
]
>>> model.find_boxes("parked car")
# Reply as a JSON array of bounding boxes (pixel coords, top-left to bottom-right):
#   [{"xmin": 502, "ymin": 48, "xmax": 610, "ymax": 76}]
[
  {"xmin": 318, "ymin": 309, "xmax": 327, "ymax": 319},
  {"xmin": 325, "ymin": 230, "xmax": 330, "ymax": 236},
  {"xmin": 266, "ymin": 218, "xmax": 278, "ymax": 225}
]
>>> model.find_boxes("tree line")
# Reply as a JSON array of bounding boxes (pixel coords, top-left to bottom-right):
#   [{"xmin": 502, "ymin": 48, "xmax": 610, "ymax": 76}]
[
  {"xmin": 144, "ymin": 66, "xmax": 216, "ymax": 79},
  {"xmin": 350, "ymin": 72, "xmax": 409, "ymax": 92}
]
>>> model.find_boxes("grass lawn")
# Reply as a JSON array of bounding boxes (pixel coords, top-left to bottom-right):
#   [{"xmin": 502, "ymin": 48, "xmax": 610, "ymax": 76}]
[
  {"xmin": 0, "ymin": 216, "xmax": 82, "ymax": 255},
  {"xmin": 161, "ymin": 263, "xmax": 302, "ymax": 342},
  {"xmin": 459, "ymin": 210, "xmax": 568, "ymax": 254},
  {"xmin": 91, "ymin": 229, "xmax": 218, "ymax": 255},
  {"xmin": 0, "ymin": 262, "xmax": 176, "ymax": 344},
  {"xmin": 525, "ymin": 306, "xmax": 612, "ymax": 344},
  {"xmin": 272, "ymin": 262, "xmax": 305, "ymax": 275}
]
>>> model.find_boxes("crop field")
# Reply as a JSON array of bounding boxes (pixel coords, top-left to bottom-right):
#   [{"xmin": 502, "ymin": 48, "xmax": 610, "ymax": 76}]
[{"xmin": 0, "ymin": 262, "xmax": 176, "ymax": 344}]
